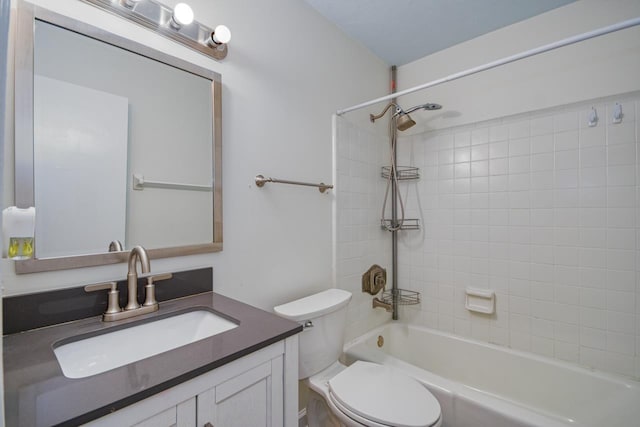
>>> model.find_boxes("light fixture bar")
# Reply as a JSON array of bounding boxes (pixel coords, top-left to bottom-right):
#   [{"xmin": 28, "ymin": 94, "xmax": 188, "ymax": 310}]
[{"xmin": 79, "ymin": 0, "xmax": 229, "ymax": 61}]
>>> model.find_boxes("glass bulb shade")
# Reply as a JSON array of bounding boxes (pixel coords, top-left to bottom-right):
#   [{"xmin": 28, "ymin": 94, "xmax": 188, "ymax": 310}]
[
  {"xmin": 172, "ymin": 3, "xmax": 194, "ymax": 26},
  {"xmin": 212, "ymin": 25, "xmax": 231, "ymax": 44}
]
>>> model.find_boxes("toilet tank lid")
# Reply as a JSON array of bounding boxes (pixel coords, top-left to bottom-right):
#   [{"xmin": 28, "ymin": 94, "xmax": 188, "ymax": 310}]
[{"xmin": 274, "ymin": 289, "xmax": 352, "ymax": 321}]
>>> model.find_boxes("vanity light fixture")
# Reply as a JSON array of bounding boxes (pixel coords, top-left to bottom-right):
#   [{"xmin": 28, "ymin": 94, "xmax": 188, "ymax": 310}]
[
  {"xmin": 80, "ymin": 0, "xmax": 230, "ymax": 60},
  {"xmin": 170, "ymin": 3, "xmax": 194, "ymax": 29}
]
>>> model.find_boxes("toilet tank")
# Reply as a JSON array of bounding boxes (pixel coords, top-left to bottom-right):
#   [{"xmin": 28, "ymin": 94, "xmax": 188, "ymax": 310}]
[{"xmin": 274, "ymin": 289, "xmax": 352, "ymax": 379}]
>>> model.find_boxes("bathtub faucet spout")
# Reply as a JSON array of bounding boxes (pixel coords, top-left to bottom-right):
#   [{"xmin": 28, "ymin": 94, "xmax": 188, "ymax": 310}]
[{"xmin": 373, "ymin": 297, "xmax": 392, "ymax": 312}]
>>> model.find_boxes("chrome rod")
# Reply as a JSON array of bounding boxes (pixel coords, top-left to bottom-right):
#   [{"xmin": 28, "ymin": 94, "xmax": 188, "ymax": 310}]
[
  {"xmin": 336, "ymin": 16, "xmax": 640, "ymax": 115},
  {"xmin": 132, "ymin": 174, "xmax": 212, "ymax": 192},
  {"xmin": 254, "ymin": 174, "xmax": 333, "ymax": 193}
]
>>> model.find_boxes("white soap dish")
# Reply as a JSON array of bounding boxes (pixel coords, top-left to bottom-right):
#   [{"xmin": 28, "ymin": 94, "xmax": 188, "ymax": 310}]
[{"xmin": 465, "ymin": 287, "xmax": 495, "ymax": 314}]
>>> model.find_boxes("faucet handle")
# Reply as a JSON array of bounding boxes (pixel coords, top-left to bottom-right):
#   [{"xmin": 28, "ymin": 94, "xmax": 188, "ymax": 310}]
[
  {"xmin": 85, "ymin": 281, "xmax": 122, "ymax": 315},
  {"xmin": 142, "ymin": 273, "xmax": 173, "ymax": 307}
]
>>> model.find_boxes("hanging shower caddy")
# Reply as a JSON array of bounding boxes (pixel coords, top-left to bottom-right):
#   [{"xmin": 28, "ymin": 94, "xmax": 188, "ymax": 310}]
[{"xmin": 380, "ymin": 165, "xmax": 421, "ymax": 231}]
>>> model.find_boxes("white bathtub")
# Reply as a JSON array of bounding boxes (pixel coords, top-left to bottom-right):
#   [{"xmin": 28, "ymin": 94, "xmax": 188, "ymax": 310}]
[{"xmin": 343, "ymin": 323, "xmax": 640, "ymax": 427}]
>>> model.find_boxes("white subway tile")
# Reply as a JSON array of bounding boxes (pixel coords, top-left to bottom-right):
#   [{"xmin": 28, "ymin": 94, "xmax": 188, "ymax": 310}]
[
  {"xmin": 579, "ymin": 228, "xmax": 606, "ymax": 248},
  {"xmin": 606, "ymin": 270, "xmax": 636, "ymax": 292},
  {"xmin": 490, "ymin": 175, "xmax": 509, "ymax": 192},
  {"xmin": 531, "ymin": 134, "xmax": 554, "ymax": 153},
  {"xmin": 509, "ymin": 174, "xmax": 530, "ymax": 191},
  {"xmin": 580, "ymin": 125, "xmax": 606, "ymax": 148},
  {"xmin": 490, "ymin": 124, "xmax": 509, "ymax": 142},
  {"xmin": 555, "ymin": 341, "xmax": 580, "ymax": 363},
  {"xmin": 509, "ymin": 191, "xmax": 530, "ymax": 209},
  {"xmin": 532, "ymin": 317, "xmax": 555, "ymax": 338},
  {"xmin": 581, "ymin": 327, "xmax": 607, "ymax": 350},
  {"xmin": 455, "ymin": 148, "xmax": 471, "ymax": 163},
  {"xmin": 489, "ymin": 158, "xmax": 508, "ymax": 175},
  {"xmin": 439, "ymin": 149, "xmax": 454, "ymax": 164},
  {"xmin": 607, "ymin": 120, "xmax": 636, "ymax": 145},
  {"xmin": 531, "ymin": 152, "xmax": 554, "ymax": 171},
  {"xmin": 531, "ymin": 190, "xmax": 554, "ymax": 209},
  {"xmin": 607, "ymin": 208, "xmax": 636, "ymax": 228},
  {"xmin": 606, "ymin": 290, "xmax": 635, "ymax": 313},
  {"xmin": 470, "ymin": 193, "xmax": 489, "ymax": 209},
  {"xmin": 555, "ymin": 169, "xmax": 579, "ymax": 189},
  {"xmin": 607, "ymin": 186, "xmax": 636, "ymax": 208},
  {"xmin": 471, "ymin": 144, "xmax": 489, "ymax": 161},
  {"xmin": 510, "ymin": 209, "xmax": 530, "ymax": 226},
  {"xmin": 490, "ymin": 141, "xmax": 509, "ymax": 158},
  {"xmin": 555, "ymin": 265, "xmax": 580, "ymax": 285},
  {"xmin": 556, "ymin": 190, "xmax": 580, "ymax": 210},
  {"xmin": 531, "ymin": 209, "xmax": 554, "ymax": 227},
  {"xmin": 555, "ymin": 130, "xmax": 579, "ymax": 151},
  {"xmin": 554, "ymin": 321, "xmax": 580, "ymax": 343},
  {"xmin": 471, "ymin": 161, "xmax": 489, "ymax": 177},
  {"xmin": 509, "ymin": 155, "xmax": 530, "ymax": 174},
  {"xmin": 471, "ymin": 128, "xmax": 489, "ymax": 145},
  {"xmin": 608, "ymin": 165, "xmax": 636, "ymax": 186},
  {"xmin": 455, "ymin": 162, "xmax": 471, "ymax": 178},
  {"xmin": 438, "ymin": 133, "xmax": 454, "ymax": 150},
  {"xmin": 532, "ymin": 336, "xmax": 555, "ymax": 358},
  {"xmin": 580, "ymin": 288, "xmax": 607, "ymax": 309},
  {"xmin": 556, "ymin": 149, "xmax": 580, "ymax": 170},
  {"xmin": 579, "ymin": 249, "xmax": 607, "ymax": 269},
  {"xmin": 580, "ymin": 208, "xmax": 606, "ymax": 228},
  {"xmin": 531, "ymin": 245, "xmax": 554, "ymax": 265},
  {"xmin": 531, "ymin": 280, "xmax": 554, "ymax": 299},
  {"xmin": 606, "ymin": 332, "xmax": 635, "ymax": 356},
  {"xmin": 509, "ymin": 138, "xmax": 530, "ymax": 156},
  {"xmin": 581, "ymin": 167, "xmax": 607, "ymax": 188},
  {"xmin": 607, "ymin": 250, "xmax": 636, "ymax": 271},
  {"xmin": 607, "ymin": 311, "xmax": 635, "ymax": 334},
  {"xmin": 581, "ymin": 307, "xmax": 607, "ymax": 329},
  {"xmin": 580, "ymin": 146, "xmax": 607, "ymax": 168},
  {"xmin": 555, "ymin": 303, "xmax": 580, "ymax": 324},
  {"xmin": 607, "ymin": 144, "xmax": 636, "ymax": 166},
  {"xmin": 555, "ymin": 208, "xmax": 580, "ymax": 227},
  {"xmin": 531, "ymin": 171, "xmax": 554, "ymax": 190},
  {"xmin": 555, "ymin": 247, "xmax": 579, "ymax": 266},
  {"xmin": 579, "ymin": 188, "xmax": 607, "ymax": 208}
]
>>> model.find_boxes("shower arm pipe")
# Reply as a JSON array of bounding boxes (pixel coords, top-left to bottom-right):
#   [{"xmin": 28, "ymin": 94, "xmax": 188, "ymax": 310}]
[{"xmin": 336, "ymin": 16, "xmax": 640, "ymax": 116}]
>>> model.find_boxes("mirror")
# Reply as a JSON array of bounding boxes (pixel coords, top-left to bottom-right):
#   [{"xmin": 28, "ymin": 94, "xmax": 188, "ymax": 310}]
[{"xmin": 13, "ymin": 3, "xmax": 222, "ymax": 273}]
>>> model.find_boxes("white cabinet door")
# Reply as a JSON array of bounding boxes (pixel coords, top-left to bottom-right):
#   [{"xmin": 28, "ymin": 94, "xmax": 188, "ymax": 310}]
[{"xmin": 197, "ymin": 356, "xmax": 284, "ymax": 427}]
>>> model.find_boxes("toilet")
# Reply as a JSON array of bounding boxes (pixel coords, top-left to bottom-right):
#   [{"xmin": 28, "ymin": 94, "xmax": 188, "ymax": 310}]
[{"xmin": 274, "ymin": 289, "xmax": 442, "ymax": 427}]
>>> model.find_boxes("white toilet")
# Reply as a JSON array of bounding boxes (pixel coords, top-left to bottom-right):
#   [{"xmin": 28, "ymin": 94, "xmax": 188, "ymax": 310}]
[{"xmin": 274, "ymin": 289, "xmax": 442, "ymax": 427}]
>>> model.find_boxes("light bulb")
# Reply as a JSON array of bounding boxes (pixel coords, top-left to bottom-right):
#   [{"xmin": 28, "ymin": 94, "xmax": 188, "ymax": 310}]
[
  {"xmin": 212, "ymin": 25, "xmax": 231, "ymax": 44},
  {"xmin": 171, "ymin": 3, "xmax": 194, "ymax": 28}
]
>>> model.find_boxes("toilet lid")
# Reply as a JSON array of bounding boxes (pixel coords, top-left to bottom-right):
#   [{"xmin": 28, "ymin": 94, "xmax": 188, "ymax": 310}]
[{"xmin": 328, "ymin": 361, "xmax": 441, "ymax": 427}]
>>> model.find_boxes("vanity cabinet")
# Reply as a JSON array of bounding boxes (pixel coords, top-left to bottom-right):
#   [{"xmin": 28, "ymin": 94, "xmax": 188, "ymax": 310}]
[{"xmin": 83, "ymin": 337, "xmax": 298, "ymax": 427}]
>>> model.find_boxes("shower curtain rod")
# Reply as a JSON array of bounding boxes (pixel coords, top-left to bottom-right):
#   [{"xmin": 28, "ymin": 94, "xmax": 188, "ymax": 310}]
[{"xmin": 336, "ymin": 16, "xmax": 640, "ymax": 116}]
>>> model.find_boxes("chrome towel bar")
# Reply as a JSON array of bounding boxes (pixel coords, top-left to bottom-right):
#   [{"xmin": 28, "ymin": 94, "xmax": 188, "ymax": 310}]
[{"xmin": 254, "ymin": 174, "xmax": 333, "ymax": 193}]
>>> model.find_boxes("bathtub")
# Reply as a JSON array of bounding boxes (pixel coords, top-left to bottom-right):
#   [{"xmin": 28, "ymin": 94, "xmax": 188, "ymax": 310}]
[{"xmin": 343, "ymin": 323, "xmax": 640, "ymax": 427}]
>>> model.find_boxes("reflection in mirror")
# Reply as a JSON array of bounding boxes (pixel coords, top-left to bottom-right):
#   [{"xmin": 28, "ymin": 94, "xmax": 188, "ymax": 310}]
[{"xmin": 14, "ymin": 4, "xmax": 222, "ymax": 273}]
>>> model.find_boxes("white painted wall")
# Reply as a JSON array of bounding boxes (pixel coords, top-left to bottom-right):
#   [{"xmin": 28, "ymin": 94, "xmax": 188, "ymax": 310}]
[
  {"xmin": 1, "ymin": 0, "xmax": 388, "ymax": 315},
  {"xmin": 395, "ymin": 0, "xmax": 640, "ymax": 132}
]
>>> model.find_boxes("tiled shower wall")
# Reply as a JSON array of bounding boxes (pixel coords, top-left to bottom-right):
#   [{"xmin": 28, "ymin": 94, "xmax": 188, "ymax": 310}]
[
  {"xmin": 392, "ymin": 93, "xmax": 640, "ymax": 379},
  {"xmin": 335, "ymin": 117, "xmax": 391, "ymax": 341}
]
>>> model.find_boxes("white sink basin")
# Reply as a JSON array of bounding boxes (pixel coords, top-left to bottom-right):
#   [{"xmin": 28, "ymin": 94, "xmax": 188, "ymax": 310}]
[{"xmin": 54, "ymin": 310, "xmax": 238, "ymax": 379}]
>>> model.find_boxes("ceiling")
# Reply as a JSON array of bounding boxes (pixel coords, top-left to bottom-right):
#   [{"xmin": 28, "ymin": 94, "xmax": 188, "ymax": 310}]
[{"xmin": 304, "ymin": 0, "xmax": 577, "ymax": 66}]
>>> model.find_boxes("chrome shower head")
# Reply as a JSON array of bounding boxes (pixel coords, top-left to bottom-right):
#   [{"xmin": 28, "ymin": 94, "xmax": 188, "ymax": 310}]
[
  {"xmin": 396, "ymin": 113, "xmax": 416, "ymax": 131},
  {"xmin": 370, "ymin": 101, "xmax": 442, "ymax": 131}
]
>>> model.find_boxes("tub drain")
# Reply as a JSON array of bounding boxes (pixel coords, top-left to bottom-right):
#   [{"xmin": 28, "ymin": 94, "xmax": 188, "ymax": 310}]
[{"xmin": 377, "ymin": 335, "xmax": 384, "ymax": 347}]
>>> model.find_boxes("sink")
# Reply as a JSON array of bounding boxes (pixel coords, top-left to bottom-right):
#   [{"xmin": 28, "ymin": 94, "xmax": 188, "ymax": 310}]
[{"xmin": 53, "ymin": 309, "xmax": 238, "ymax": 379}]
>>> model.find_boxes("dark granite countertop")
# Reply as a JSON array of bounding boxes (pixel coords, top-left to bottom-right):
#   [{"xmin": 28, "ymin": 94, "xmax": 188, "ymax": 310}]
[{"xmin": 3, "ymin": 292, "xmax": 302, "ymax": 427}]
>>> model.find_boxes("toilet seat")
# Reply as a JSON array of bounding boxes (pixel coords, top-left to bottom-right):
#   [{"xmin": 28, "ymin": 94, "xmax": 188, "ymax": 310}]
[{"xmin": 327, "ymin": 361, "xmax": 441, "ymax": 427}]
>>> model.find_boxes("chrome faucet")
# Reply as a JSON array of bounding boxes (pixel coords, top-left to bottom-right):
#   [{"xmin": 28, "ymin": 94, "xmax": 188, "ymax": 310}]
[
  {"xmin": 126, "ymin": 245, "xmax": 150, "ymax": 310},
  {"xmin": 85, "ymin": 245, "xmax": 172, "ymax": 322}
]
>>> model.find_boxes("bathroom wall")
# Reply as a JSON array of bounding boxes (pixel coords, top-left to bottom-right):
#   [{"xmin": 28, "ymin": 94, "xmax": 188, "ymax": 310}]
[
  {"xmin": 394, "ymin": 93, "xmax": 640, "ymax": 378},
  {"xmin": 334, "ymin": 116, "xmax": 391, "ymax": 341},
  {"xmin": 0, "ymin": 0, "xmax": 388, "ymax": 314}
]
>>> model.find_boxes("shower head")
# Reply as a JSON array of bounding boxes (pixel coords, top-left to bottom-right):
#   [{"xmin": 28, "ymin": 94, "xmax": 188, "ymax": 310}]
[{"xmin": 370, "ymin": 101, "xmax": 442, "ymax": 131}]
